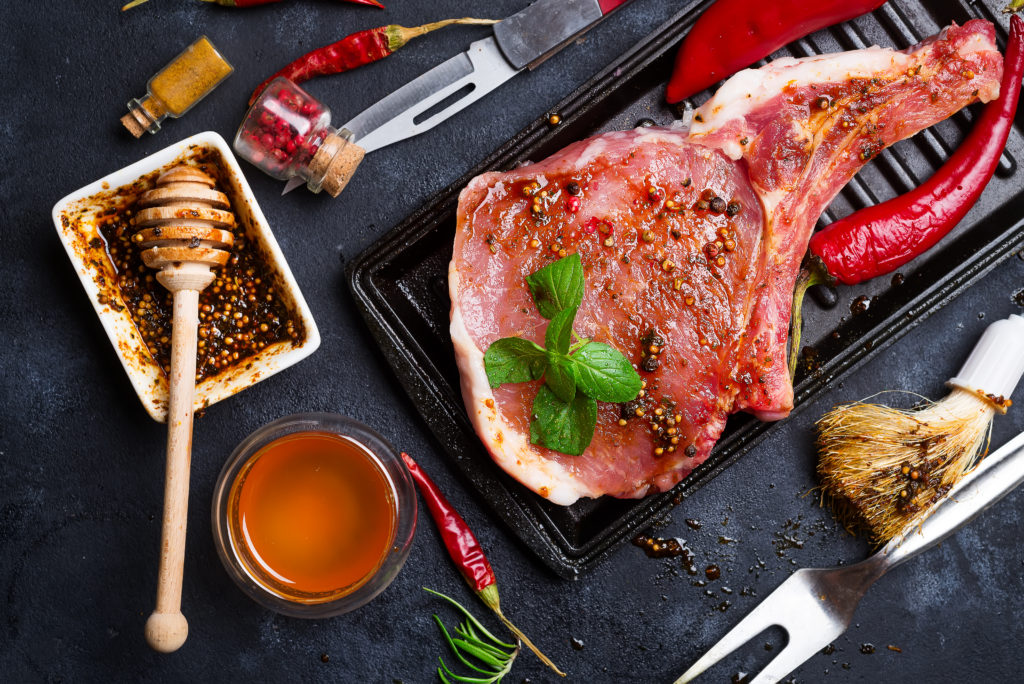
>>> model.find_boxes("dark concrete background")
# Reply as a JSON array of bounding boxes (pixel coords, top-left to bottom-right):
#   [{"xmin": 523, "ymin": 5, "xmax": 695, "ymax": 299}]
[{"xmin": 2, "ymin": 1, "xmax": 1022, "ymax": 682}]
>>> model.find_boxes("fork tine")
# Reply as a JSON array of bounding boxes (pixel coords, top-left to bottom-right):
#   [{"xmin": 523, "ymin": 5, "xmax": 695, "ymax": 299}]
[
  {"xmin": 747, "ymin": 577, "xmax": 849, "ymax": 684},
  {"xmin": 672, "ymin": 587, "xmax": 789, "ymax": 684},
  {"xmin": 750, "ymin": 636, "xmax": 834, "ymax": 684}
]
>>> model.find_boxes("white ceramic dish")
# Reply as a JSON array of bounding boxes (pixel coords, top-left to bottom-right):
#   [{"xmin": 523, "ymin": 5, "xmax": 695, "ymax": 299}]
[{"xmin": 52, "ymin": 131, "xmax": 320, "ymax": 422}]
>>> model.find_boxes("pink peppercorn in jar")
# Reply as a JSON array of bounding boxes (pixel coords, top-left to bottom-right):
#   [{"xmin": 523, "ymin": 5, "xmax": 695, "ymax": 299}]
[{"xmin": 233, "ymin": 78, "xmax": 364, "ymax": 197}]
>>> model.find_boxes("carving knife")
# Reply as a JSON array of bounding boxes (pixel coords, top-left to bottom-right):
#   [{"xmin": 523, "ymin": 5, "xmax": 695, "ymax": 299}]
[{"xmin": 282, "ymin": 0, "xmax": 631, "ymax": 195}]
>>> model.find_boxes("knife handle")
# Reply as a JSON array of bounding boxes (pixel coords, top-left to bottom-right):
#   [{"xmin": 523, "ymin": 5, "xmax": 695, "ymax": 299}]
[
  {"xmin": 310, "ymin": 131, "xmax": 366, "ymax": 198},
  {"xmin": 598, "ymin": 0, "xmax": 631, "ymax": 13}
]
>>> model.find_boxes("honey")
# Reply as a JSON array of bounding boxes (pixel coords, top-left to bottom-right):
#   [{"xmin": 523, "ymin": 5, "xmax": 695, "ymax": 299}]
[{"xmin": 227, "ymin": 432, "xmax": 397, "ymax": 602}]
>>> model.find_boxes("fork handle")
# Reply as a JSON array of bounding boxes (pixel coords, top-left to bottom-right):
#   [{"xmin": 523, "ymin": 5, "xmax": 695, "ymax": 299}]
[{"xmin": 879, "ymin": 429, "xmax": 1024, "ymax": 569}]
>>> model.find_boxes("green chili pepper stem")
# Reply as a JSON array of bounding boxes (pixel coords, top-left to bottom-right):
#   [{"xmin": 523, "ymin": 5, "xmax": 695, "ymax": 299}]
[
  {"xmin": 487, "ymin": 603, "xmax": 566, "ymax": 677},
  {"xmin": 386, "ymin": 18, "xmax": 498, "ymax": 52},
  {"xmin": 788, "ymin": 256, "xmax": 834, "ymax": 382}
]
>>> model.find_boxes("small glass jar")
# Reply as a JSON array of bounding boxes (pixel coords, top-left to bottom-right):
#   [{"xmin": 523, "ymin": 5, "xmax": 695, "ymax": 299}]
[
  {"xmin": 234, "ymin": 78, "xmax": 364, "ymax": 197},
  {"xmin": 121, "ymin": 36, "xmax": 233, "ymax": 138},
  {"xmin": 211, "ymin": 413, "xmax": 416, "ymax": 618}
]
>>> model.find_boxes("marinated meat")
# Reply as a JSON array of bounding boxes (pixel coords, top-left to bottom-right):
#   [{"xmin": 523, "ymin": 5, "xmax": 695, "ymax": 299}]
[{"xmin": 450, "ymin": 21, "xmax": 1003, "ymax": 505}]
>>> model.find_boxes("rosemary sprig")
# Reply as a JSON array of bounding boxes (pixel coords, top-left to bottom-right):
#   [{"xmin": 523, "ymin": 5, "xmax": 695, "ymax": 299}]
[{"xmin": 426, "ymin": 587, "xmax": 519, "ymax": 684}]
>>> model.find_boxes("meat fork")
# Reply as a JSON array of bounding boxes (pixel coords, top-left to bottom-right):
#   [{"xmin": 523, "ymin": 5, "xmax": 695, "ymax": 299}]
[{"xmin": 674, "ymin": 428, "xmax": 1024, "ymax": 684}]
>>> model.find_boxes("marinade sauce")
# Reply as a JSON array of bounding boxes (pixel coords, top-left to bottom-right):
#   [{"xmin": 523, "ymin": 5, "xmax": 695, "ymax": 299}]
[{"xmin": 227, "ymin": 432, "xmax": 396, "ymax": 601}]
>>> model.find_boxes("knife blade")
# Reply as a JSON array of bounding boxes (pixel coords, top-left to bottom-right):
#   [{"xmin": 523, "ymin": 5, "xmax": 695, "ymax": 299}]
[
  {"xmin": 345, "ymin": 36, "xmax": 518, "ymax": 154},
  {"xmin": 310, "ymin": 0, "xmax": 629, "ymax": 195},
  {"xmin": 344, "ymin": 0, "xmax": 629, "ymax": 151}
]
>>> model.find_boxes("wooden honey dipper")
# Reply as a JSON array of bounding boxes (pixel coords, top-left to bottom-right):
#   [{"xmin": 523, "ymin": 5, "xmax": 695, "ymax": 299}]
[{"xmin": 133, "ymin": 166, "xmax": 234, "ymax": 653}]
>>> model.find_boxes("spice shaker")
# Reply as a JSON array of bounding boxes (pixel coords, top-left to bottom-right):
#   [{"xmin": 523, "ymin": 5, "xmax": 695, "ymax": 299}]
[
  {"xmin": 121, "ymin": 36, "xmax": 234, "ymax": 138},
  {"xmin": 233, "ymin": 77, "xmax": 364, "ymax": 197}
]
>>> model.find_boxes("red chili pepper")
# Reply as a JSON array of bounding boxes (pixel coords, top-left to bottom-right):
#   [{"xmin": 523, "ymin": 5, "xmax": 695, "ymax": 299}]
[
  {"xmin": 808, "ymin": 15, "xmax": 1023, "ymax": 286},
  {"xmin": 123, "ymin": 0, "xmax": 383, "ymax": 9},
  {"xmin": 209, "ymin": 0, "xmax": 383, "ymax": 8},
  {"xmin": 400, "ymin": 453, "xmax": 566, "ymax": 677},
  {"xmin": 665, "ymin": 0, "xmax": 887, "ymax": 103},
  {"xmin": 401, "ymin": 452, "xmax": 494, "ymax": 593},
  {"xmin": 786, "ymin": 16, "xmax": 1022, "ymax": 379},
  {"xmin": 249, "ymin": 18, "xmax": 496, "ymax": 106}
]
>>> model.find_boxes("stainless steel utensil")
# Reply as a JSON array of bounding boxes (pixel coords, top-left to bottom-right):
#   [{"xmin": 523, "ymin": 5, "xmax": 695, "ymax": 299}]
[
  {"xmin": 281, "ymin": 0, "xmax": 631, "ymax": 195},
  {"xmin": 675, "ymin": 428, "xmax": 1024, "ymax": 684},
  {"xmin": 344, "ymin": 0, "xmax": 629, "ymax": 153}
]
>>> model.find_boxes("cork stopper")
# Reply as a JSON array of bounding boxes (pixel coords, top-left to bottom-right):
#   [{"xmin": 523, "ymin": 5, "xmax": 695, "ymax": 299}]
[
  {"xmin": 307, "ymin": 132, "xmax": 365, "ymax": 197},
  {"xmin": 122, "ymin": 97, "xmax": 166, "ymax": 138},
  {"xmin": 121, "ymin": 109, "xmax": 150, "ymax": 138}
]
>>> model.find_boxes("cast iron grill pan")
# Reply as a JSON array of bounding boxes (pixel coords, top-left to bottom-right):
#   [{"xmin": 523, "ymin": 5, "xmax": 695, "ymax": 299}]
[{"xmin": 347, "ymin": 0, "xmax": 1024, "ymax": 578}]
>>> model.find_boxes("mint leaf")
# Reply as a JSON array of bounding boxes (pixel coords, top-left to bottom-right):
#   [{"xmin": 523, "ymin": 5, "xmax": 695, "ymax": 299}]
[
  {"xmin": 544, "ymin": 307, "xmax": 576, "ymax": 354},
  {"xmin": 484, "ymin": 337, "xmax": 547, "ymax": 388},
  {"xmin": 481, "ymin": 254, "xmax": 641, "ymax": 457},
  {"xmin": 526, "ymin": 253, "xmax": 584, "ymax": 319},
  {"xmin": 544, "ymin": 351, "xmax": 576, "ymax": 402},
  {"xmin": 530, "ymin": 385, "xmax": 597, "ymax": 456},
  {"xmin": 542, "ymin": 308, "xmax": 579, "ymax": 401},
  {"xmin": 571, "ymin": 342, "xmax": 643, "ymax": 403}
]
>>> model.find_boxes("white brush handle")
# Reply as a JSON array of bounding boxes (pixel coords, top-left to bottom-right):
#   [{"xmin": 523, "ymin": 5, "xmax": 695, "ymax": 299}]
[{"xmin": 947, "ymin": 314, "xmax": 1024, "ymax": 402}]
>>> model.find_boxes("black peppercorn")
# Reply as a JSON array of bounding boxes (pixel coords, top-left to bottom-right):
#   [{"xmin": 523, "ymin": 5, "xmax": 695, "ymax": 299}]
[
  {"xmin": 620, "ymin": 400, "xmax": 641, "ymax": 420},
  {"xmin": 641, "ymin": 329, "xmax": 666, "ymax": 348},
  {"xmin": 91, "ymin": 150, "xmax": 306, "ymax": 384}
]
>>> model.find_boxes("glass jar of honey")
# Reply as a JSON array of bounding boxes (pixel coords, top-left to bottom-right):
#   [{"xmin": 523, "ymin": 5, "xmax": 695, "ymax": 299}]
[{"xmin": 211, "ymin": 414, "xmax": 416, "ymax": 617}]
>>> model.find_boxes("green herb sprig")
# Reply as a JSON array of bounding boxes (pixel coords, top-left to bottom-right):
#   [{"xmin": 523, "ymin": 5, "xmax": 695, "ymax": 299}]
[
  {"xmin": 483, "ymin": 254, "xmax": 642, "ymax": 456},
  {"xmin": 426, "ymin": 587, "xmax": 519, "ymax": 684}
]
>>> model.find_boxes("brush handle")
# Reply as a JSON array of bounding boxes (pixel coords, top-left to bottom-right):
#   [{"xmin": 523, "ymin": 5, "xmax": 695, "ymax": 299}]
[
  {"xmin": 878, "ymin": 429, "xmax": 1024, "ymax": 570},
  {"xmin": 947, "ymin": 314, "xmax": 1024, "ymax": 402}
]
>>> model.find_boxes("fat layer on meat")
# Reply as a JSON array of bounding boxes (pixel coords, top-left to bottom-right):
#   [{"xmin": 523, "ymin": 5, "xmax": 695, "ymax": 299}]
[{"xmin": 449, "ymin": 20, "xmax": 1002, "ymax": 505}]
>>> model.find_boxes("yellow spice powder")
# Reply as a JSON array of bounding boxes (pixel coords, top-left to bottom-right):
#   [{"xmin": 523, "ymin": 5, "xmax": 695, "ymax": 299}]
[{"xmin": 149, "ymin": 36, "xmax": 233, "ymax": 116}]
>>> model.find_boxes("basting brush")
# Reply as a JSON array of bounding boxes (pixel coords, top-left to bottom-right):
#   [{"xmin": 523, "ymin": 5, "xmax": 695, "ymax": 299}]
[{"xmin": 816, "ymin": 314, "xmax": 1024, "ymax": 544}]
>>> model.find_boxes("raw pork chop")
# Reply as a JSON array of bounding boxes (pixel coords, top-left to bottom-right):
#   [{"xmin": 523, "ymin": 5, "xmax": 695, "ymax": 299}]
[{"xmin": 450, "ymin": 21, "xmax": 1003, "ymax": 505}]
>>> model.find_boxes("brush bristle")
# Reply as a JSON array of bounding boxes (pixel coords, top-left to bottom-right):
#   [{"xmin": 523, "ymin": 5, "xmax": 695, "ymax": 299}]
[{"xmin": 816, "ymin": 389, "xmax": 995, "ymax": 544}]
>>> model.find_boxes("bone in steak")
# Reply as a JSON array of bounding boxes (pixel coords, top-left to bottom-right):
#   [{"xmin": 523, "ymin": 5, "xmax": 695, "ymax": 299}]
[{"xmin": 449, "ymin": 21, "xmax": 1003, "ymax": 505}]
